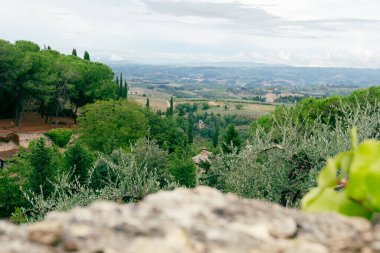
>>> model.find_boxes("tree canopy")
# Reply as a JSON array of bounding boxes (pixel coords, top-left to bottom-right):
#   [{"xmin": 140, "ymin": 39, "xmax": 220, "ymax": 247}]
[{"xmin": 0, "ymin": 39, "xmax": 117, "ymax": 125}]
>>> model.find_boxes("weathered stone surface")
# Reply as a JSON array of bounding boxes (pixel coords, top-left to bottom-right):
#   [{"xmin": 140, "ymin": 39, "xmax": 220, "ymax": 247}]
[
  {"xmin": 0, "ymin": 187, "xmax": 376, "ymax": 252},
  {"xmin": 28, "ymin": 220, "xmax": 62, "ymax": 245}
]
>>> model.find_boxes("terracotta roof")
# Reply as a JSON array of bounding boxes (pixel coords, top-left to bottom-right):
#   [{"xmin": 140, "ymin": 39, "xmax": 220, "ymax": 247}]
[{"xmin": 192, "ymin": 148, "xmax": 212, "ymax": 165}]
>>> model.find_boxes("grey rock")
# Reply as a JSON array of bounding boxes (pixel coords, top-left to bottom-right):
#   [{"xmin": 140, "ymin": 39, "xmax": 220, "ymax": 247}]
[{"xmin": 0, "ymin": 187, "xmax": 376, "ymax": 253}]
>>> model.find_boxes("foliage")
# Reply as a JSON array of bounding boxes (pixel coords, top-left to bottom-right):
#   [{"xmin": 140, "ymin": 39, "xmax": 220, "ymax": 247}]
[
  {"xmin": 29, "ymin": 138, "xmax": 62, "ymax": 196},
  {"xmin": 168, "ymin": 151, "xmax": 197, "ymax": 188},
  {"xmin": 146, "ymin": 97, "xmax": 150, "ymax": 108},
  {"xmin": 45, "ymin": 128, "xmax": 73, "ymax": 147},
  {"xmin": 79, "ymin": 100, "xmax": 148, "ymax": 153},
  {"xmin": 10, "ymin": 207, "xmax": 27, "ymax": 224},
  {"xmin": 0, "ymin": 39, "xmax": 117, "ymax": 125},
  {"xmin": 212, "ymin": 124, "xmax": 219, "ymax": 147},
  {"xmin": 203, "ymin": 101, "xmax": 380, "ymax": 207},
  {"xmin": 252, "ymin": 86, "xmax": 380, "ymax": 133},
  {"xmin": 144, "ymin": 110, "xmax": 188, "ymax": 153},
  {"xmin": 201, "ymin": 102, "xmax": 210, "ymax": 110},
  {"xmin": 71, "ymin": 48, "xmax": 77, "ymax": 57},
  {"xmin": 83, "ymin": 51, "xmax": 90, "ymax": 61},
  {"xmin": 130, "ymin": 138, "xmax": 170, "ymax": 186},
  {"xmin": 64, "ymin": 143, "xmax": 95, "ymax": 185},
  {"xmin": 221, "ymin": 124, "xmax": 242, "ymax": 153},
  {"xmin": 0, "ymin": 154, "xmax": 30, "ymax": 217},
  {"xmin": 175, "ymin": 103, "xmax": 198, "ymax": 114},
  {"xmin": 166, "ymin": 97, "xmax": 174, "ymax": 116},
  {"xmin": 23, "ymin": 147, "xmax": 175, "ymax": 221},
  {"xmin": 302, "ymin": 128, "xmax": 380, "ymax": 219}
]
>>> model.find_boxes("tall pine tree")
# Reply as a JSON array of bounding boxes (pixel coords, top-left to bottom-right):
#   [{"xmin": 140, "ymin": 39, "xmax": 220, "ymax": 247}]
[
  {"xmin": 124, "ymin": 80, "xmax": 128, "ymax": 99},
  {"xmin": 221, "ymin": 124, "xmax": 242, "ymax": 153},
  {"xmin": 29, "ymin": 138, "xmax": 55, "ymax": 196},
  {"xmin": 213, "ymin": 124, "xmax": 219, "ymax": 147},
  {"xmin": 119, "ymin": 73, "xmax": 123, "ymax": 90},
  {"xmin": 167, "ymin": 97, "xmax": 174, "ymax": 117},
  {"xmin": 84, "ymin": 51, "xmax": 90, "ymax": 60},
  {"xmin": 72, "ymin": 48, "xmax": 77, "ymax": 56},
  {"xmin": 65, "ymin": 143, "xmax": 94, "ymax": 186},
  {"xmin": 115, "ymin": 75, "xmax": 121, "ymax": 98},
  {"xmin": 187, "ymin": 115, "xmax": 194, "ymax": 144},
  {"xmin": 146, "ymin": 97, "xmax": 150, "ymax": 109}
]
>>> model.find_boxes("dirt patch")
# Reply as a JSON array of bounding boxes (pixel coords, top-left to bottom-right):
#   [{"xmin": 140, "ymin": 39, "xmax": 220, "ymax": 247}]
[
  {"xmin": 0, "ymin": 112, "xmax": 74, "ymax": 134},
  {"xmin": 0, "ymin": 149, "xmax": 19, "ymax": 160},
  {"xmin": 0, "ymin": 133, "xmax": 46, "ymax": 154}
]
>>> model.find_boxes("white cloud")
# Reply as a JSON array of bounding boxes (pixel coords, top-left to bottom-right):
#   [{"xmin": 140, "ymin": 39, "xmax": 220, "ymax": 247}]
[{"xmin": 0, "ymin": 0, "xmax": 380, "ymax": 67}]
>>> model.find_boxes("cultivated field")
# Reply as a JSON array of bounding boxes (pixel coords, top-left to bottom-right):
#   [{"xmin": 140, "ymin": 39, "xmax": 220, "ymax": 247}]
[{"xmin": 128, "ymin": 87, "xmax": 276, "ymax": 119}]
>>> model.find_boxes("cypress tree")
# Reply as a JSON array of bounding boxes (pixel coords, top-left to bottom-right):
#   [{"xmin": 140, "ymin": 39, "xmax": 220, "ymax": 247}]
[
  {"xmin": 65, "ymin": 143, "xmax": 94, "ymax": 186},
  {"xmin": 178, "ymin": 107, "xmax": 185, "ymax": 117},
  {"xmin": 221, "ymin": 124, "xmax": 242, "ymax": 153},
  {"xmin": 213, "ymin": 124, "xmax": 219, "ymax": 147},
  {"xmin": 29, "ymin": 138, "xmax": 54, "ymax": 196},
  {"xmin": 146, "ymin": 97, "xmax": 150, "ymax": 109},
  {"xmin": 115, "ymin": 76, "xmax": 121, "ymax": 98},
  {"xmin": 168, "ymin": 97, "xmax": 174, "ymax": 116},
  {"xmin": 119, "ymin": 73, "xmax": 123, "ymax": 90},
  {"xmin": 124, "ymin": 80, "xmax": 128, "ymax": 99},
  {"xmin": 84, "ymin": 51, "xmax": 90, "ymax": 60},
  {"xmin": 187, "ymin": 115, "xmax": 194, "ymax": 144},
  {"xmin": 72, "ymin": 48, "xmax": 77, "ymax": 56}
]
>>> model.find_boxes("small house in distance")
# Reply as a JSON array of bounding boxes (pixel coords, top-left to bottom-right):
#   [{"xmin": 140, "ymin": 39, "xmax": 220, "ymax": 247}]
[{"xmin": 192, "ymin": 148, "xmax": 212, "ymax": 173}]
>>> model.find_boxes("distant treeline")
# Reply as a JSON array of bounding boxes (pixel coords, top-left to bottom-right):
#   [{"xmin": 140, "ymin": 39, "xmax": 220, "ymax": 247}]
[
  {"xmin": 252, "ymin": 86, "xmax": 380, "ymax": 132},
  {"xmin": 0, "ymin": 40, "xmax": 117, "ymax": 125}
]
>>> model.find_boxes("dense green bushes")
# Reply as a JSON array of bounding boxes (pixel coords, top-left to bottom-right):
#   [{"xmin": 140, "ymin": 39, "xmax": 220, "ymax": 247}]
[
  {"xmin": 252, "ymin": 86, "xmax": 380, "ymax": 133},
  {"xmin": 79, "ymin": 100, "xmax": 148, "ymax": 153},
  {"xmin": 203, "ymin": 100, "xmax": 380, "ymax": 207},
  {"xmin": 45, "ymin": 128, "xmax": 73, "ymax": 147},
  {"xmin": 29, "ymin": 138, "xmax": 61, "ymax": 196},
  {"xmin": 64, "ymin": 143, "xmax": 94, "ymax": 185},
  {"xmin": 22, "ymin": 138, "xmax": 178, "ymax": 221},
  {"xmin": 169, "ymin": 156, "xmax": 197, "ymax": 188}
]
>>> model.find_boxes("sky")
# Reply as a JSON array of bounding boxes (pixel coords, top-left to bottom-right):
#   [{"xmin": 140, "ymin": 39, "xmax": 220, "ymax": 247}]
[{"xmin": 1, "ymin": 0, "xmax": 380, "ymax": 68}]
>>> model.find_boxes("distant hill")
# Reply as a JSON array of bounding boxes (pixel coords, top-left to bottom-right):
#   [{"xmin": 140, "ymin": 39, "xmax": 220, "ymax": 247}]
[{"xmin": 109, "ymin": 63, "xmax": 380, "ymax": 87}]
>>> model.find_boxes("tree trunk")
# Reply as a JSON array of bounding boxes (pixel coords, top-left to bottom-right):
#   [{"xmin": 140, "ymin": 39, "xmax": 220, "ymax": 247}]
[
  {"xmin": 39, "ymin": 101, "xmax": 44, "ymax": 118},
  {"xmin": 73, "ymin": 107, "xmax": 78, "ymax": 124}
]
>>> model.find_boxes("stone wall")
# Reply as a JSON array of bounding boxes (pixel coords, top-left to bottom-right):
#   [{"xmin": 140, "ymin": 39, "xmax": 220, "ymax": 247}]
[{"xmin": 0, "ymin": 187, "xmax": 378, "ymax": 253}]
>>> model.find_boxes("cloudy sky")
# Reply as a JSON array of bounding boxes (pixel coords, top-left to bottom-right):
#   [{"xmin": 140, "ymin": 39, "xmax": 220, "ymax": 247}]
[{"xmin": 1, "ymin": 0, "xmax": 380, "ymax": 67}]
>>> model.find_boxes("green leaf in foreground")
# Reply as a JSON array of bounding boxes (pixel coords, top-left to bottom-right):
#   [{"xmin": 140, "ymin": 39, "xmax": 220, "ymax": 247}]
[{"xmin": 302, "ymin": 128, "xmax": 380, "ymax": 219}]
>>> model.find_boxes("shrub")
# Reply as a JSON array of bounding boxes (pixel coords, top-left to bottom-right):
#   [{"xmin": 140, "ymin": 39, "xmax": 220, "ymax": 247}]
[
  {"xmin": 22, "ymin": 148, "xmax": 176, "ymax": 221},
  {"xmin": 130, "ymin": 138, "xmax": 170, "ymax": 186},
  {"xmin": 169, "ymin": 154, "xmax": 197, "ymax": 188},
  {"xmin": 202, "ymin": 102, "xmax": 210, "ymax": 110},
  {"xmin": 29, "ymin": 138, "xmax": 62, "ymax": 196},
  {"xmin": 79, "ymin": 100, "xmax": 148, "ymax": 153},
  {"xmin": 64, "ymin": 143, "xmax": 95, "ymax": 185},
  {"xmin": 221, "ymin": 125, "xmax": 242, "ymax": 153},
  {"xmin": 45, "ymin": 128, "xmax": 73, "ymax": 147},
  {"xmin": 204, "ymin": 101, "xmax": 380, "ymax": 207},
  {"xmin": 0, "ymin": 158, "xmax": 30, "ymax": 217},
  {"xmin": 10, "ymin": 207, "xmax": 27, "ymax": 224}
]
